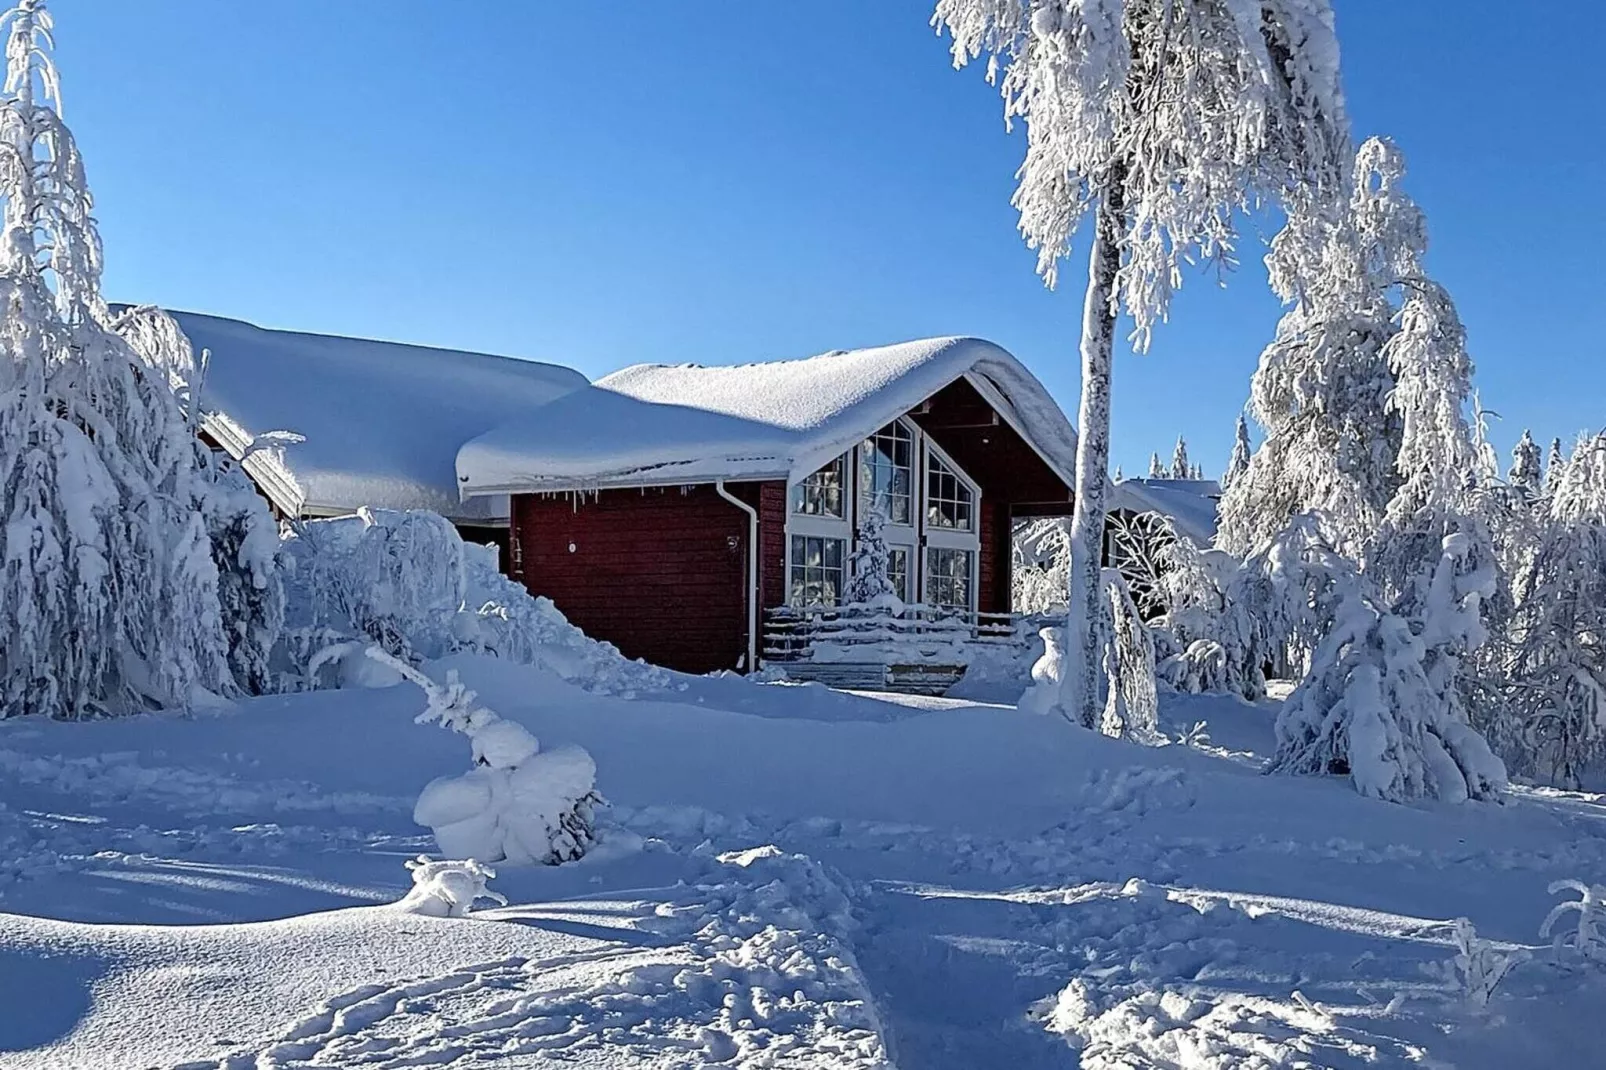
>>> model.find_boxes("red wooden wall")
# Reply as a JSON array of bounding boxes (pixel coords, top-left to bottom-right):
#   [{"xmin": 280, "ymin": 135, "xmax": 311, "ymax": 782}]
[{"xmin": 509, "ymin": 480, "xmax": 785, "ymax": 675}]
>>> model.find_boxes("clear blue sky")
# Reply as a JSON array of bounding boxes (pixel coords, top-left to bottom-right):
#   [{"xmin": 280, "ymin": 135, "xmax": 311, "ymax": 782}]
[{"xmin": 53, "ymin": 1, "xmax": 1604, "ymax": 477}]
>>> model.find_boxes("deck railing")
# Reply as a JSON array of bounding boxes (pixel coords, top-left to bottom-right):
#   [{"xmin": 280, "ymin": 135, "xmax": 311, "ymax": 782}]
[{"xmin": 762, "ymin": 604, "xmax": 1028, "ymax": 664}]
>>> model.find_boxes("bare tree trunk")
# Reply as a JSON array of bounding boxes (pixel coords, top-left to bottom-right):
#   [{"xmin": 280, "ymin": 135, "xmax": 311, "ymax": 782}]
[{"xmin": 1060, "ymin": 185, "xmax": 1124, "ymax": 728}]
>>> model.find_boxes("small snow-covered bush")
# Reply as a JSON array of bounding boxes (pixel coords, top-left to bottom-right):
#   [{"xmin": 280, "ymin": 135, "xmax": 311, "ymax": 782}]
[
  {"xmin": 397, "ymin": 856, "xmax": 507, "ymax": 918},
  {"xmin": 1019, "ymin": 625, "xmax": 1066, "ymax": 716},
  {"xmin": 1540, "ymin": 878, "xmax": 1606, "ymax": 962},
  {"xmin": 372, "ymin": 648, "xmax": 602, "ymax": 866},
  {"xmin": 1440, "ymin": 918, "xmax": 1528, "ymax": 1008}
]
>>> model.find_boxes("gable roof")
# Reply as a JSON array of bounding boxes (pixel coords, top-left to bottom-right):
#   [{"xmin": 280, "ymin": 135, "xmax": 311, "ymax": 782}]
[
  {"xmin": 171, "ymin": 311, "xmax": 588, "ymax": 522},
  {"xmin": 456, "ymin": 336, "xmax": 1077, "ymax": 496},
  {"xmin": 1109, "ymin": 477, "xmax": 1222, "ymax": 547}
]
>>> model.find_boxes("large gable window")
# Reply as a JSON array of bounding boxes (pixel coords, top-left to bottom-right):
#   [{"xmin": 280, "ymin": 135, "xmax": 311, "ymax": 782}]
[
  {"xmin": 860, "ymin": 420, "xmax": 913, "ymax": 525},
  {"xmin": 926, "ymin": 451, "xmax": 974, "ymax": 532},
  {"xmin": 791, "ymin": 454, "xmax": 847, "ymax": 518}
]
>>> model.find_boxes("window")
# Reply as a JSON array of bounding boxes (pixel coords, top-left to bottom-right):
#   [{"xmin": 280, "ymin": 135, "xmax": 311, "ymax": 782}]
[
  {"xmin": 925, "ymin": 547, "xmax": 974, "ymax": 612},
  {"xmin": 791, "ymin": 454, "xmax": 847, "ymax": 518},
  {"xmin": 790, "ymin": 535, "xmax": 845, "ymax": 607},
  {"xmin": 859, "ymin": 421, "xmax": 913, "ymax": 525},
  {"xmin": 887, "ymin": 546, "xmax": 910, "ymax": 602},
  {"xmin": 926, "ymin": 451, "xmax": 974, "ymax": 531}
]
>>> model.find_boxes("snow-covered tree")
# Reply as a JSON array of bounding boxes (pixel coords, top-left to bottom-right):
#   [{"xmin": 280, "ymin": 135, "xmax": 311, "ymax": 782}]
[
  {"xmin": 1508, "ymin": 430, "xmax": 1542, "ymax": 500},
  {"xmin": 1503, "ymin": 436, "xmax": 1606, "ymax": 787},
  {"xmin": 1221, "ymin": 414, "xmax": 1252, "ymax": 490},
  {"xmin": 936, "ymin": 0, "xmax": 1349, "ymax": 727},
  {"xmin": 1147, "ymin": 452, "xmax": 1165, "ymax": 479},
  {"xmin": 0, "ymin": 0, "xmax": 245, "ymax": 718},
  {"xmin": 1544, "ymin": 436, "xmax": 1566, "ymax": 497},
  {"xmin": 114, "ymin": 304, "xmax": 284, "ymax": 695},
  {"xmin": 1112, "ymin": 464, "xmax": 1123, "ymax": 482},
  {"xmin": 1270, "ymin": 531, "xmax": 1506, "ymax": 803},
  {"xmin": 844, "ymin": 509, "xmax": 900, "ymax": 607},
  {"xmin": 372, "ymin": 649, "xmax": 602, "ymax": 865},
  {"xmin": 1170, "ymin": 436, "xmax": 1191, "ymax": 480},
  {"xmin": 1217, "ymin": 138, "xmax": 1427, "ymax": 560}
]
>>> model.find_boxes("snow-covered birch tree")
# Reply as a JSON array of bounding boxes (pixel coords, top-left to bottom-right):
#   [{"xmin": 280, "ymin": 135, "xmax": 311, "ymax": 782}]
[
  {"xmin": 1216, "ymin": 138, "xmax": 1429, "ymax": 559},
  {"xmin": 0, "ymin": 0, "xmax": 241, "ymax": 717},
  {"xmin": 934, "ymin": 0, "xmax": 1349, "ymax": 727}
]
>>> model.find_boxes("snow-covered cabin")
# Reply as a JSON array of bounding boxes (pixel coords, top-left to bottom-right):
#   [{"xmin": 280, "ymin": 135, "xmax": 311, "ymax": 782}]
[
  {"xmin": 171, "ymin": 311, "xmax": 588, "ymax": 546},
  {"xmin": 456, "ymin": 337, "xmax": 1079, "ymax": 674},
  {"xmin": 1109, "ymin": 477, "xmax": 1222, "ymax": 548}
]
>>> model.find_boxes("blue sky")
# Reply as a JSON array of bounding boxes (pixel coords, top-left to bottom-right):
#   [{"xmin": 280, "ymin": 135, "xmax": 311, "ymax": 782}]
[{"xmin": 53, "ymin": 1, "xmax": 1604, "ymax": 477}]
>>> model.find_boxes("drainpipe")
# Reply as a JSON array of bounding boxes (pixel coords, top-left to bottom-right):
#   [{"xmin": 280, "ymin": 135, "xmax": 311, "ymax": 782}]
[{"xmin": 715, "ymin": 480, "xmax": 760, "ymax": 673}]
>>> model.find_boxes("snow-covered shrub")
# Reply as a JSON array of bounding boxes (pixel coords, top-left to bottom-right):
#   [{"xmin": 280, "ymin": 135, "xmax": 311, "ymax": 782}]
[
  {"xmin": 280, "ymin": 510, "xmax": 670, "ymax": 694},
  {"xmin": 1540, "ymin": 878, "xmax": 1606, "ymax": 963},
  {"xmin": 1440, "ymin": 918, "xmax": 1529, "ymax": 1008},
  {"xmin": 372, "ymin": 648, "xmax": 602, "ymax": 866},
  {"xmin": 1156, "ymin": 640, "xmax": 1230, "ymax": 695},
  {"xmin": 1270, "ymin": 533, "xmax": 1507, "ymax": 803},
  {"xmin": 396, "ymin": 856, "xmax": 507, "ymax": 918}
]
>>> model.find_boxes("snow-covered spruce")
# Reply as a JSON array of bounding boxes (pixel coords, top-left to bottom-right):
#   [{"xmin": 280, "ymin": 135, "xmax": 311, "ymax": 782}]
[
  {"xmin": 843, "ymin": 508, "xmax": 900, "ymax": 609},
  {"xmin": 369, "ymin": 648, "xmax": 601, "ymax": 865},
  {"xmin": 1509, "ymin": 429, "xmax": 1543, "ymax": 500},
  {"xmin": 1270, "ymin": 533, "xmax": 1507, "ymax": 803},
  {"xmin": 0, "ymin": 1, "xmax": 281, "ymax": 717},
  {"xmin": 935, "ymin": 0, "xmax": 1348, "ymax": 728},
  {"xmin": 1169, "ymin": 436, "xmax": 1191, "ymax": 481},
  {"xmin": 1222, "ymin": 415, "xmax": 1252, "ymax": 491},
  {"xmin": 1097, "ymin": 569, "xmax": 1160, "ymax": 743},
  {"xmin": 396, "ymin": 856, "xmax": 507, "ymax": 918}
]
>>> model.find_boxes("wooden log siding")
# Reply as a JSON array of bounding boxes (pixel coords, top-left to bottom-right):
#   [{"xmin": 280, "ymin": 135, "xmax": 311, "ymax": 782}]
[{"xmin": 510, "ymin": 481, "xmax": 785, "ymax": 676}]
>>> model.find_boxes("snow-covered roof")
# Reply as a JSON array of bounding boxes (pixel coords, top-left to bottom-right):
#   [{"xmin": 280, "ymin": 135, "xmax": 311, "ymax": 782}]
[
  {"xmin": 170, "ymin": 311, "xmax": 589, "ymax": 523},
  {"xmin": 457, "ymin": 337, "xmax": 1077, "ymax": 495},
  {"xmin": 1110, "ymin": 478, "xmax": 1222, "ymax": 547}
]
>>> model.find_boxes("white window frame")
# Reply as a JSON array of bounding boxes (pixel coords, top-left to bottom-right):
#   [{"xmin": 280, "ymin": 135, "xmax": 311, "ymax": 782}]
[
  {"xmin": 858, "ymin": 418, "xmax": 919, "ymax": 604},
  {"xmin": 786, "ymin": 451, "xmax": 854, "ymax": 607},
  {"xmin": 920, "ymin": 437, "xmax": 981, "ymax": 614}
]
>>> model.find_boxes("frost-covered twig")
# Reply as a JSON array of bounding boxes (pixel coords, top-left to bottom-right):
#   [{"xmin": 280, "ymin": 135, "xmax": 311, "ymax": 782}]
[
  {"xmin": 1540, "ymin": 878, "xmax": 1606, "ymax": 961},
  {"xmin": 1441, "ymin": 918, "xmax": 1529, "ymax": 1007}
]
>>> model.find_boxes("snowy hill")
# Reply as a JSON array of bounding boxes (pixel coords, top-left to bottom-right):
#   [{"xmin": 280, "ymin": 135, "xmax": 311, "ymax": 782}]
[{"xmin": 3, "ymin": 660, "xmax": 1603, "ymax": 1069}]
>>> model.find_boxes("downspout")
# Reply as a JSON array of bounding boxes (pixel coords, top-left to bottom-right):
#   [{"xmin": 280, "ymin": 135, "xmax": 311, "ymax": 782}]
[{"xmin": 715, "ymin": 480, "xmax": 760, "ymax": 673}]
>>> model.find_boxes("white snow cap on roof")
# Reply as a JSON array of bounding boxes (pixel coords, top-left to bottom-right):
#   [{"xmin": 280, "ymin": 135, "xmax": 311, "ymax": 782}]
[
  {"xmin": 457, "ymin": 336, "xmax": 1077, "ymax": 495},
  {"xmin": 171, "ymin": 311, "xmax": 588, "ymax": 522},
  {"xmin": 1110, "ymin": 478, "xmax": 1222, "ymax": 547}
]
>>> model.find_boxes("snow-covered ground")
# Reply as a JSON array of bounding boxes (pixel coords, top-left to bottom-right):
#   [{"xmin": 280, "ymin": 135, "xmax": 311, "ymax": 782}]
[{"xmin": 3, "ymin": 661, "xmax": 1603, "ymax": 1068}]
